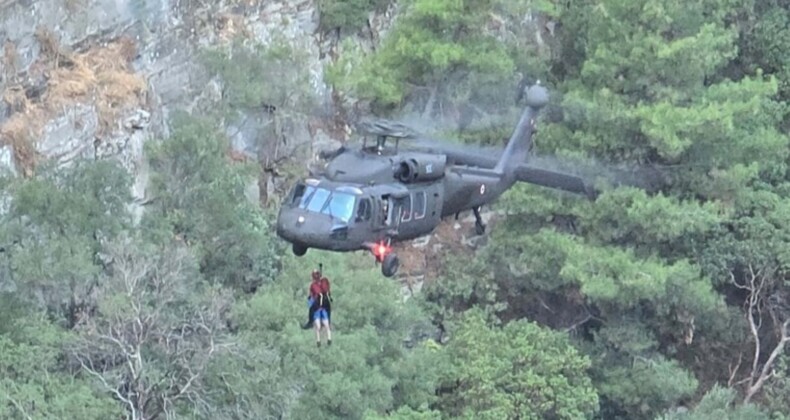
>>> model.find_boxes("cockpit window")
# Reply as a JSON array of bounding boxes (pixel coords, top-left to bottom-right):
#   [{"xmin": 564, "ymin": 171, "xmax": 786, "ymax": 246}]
[
  {"xmin": 322, "ymin": 192, "xmax": 356, "ymax": 222},
  {"xmin": 305, "ymin": 188, "xmax": 330, "ymax": 213},
  {"xmin": 290, "ymin": 183, "xmax": 308, "ymax": 205},
  {"xmin": 294, "ymin": 185, "xmax": 357, "ymax": 223}
]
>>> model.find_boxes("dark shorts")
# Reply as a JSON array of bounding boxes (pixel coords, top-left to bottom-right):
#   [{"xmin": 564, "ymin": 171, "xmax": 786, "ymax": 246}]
[{"xmin": 313, "ymin": 308, "xmax": 329, "ymax": 322}]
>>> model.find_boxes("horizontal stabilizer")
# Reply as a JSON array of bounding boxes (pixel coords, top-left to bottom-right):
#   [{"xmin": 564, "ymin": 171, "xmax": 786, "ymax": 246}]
[{"xmin": 514, "ymin": 165, "xmax": 597, "ymax": 198}]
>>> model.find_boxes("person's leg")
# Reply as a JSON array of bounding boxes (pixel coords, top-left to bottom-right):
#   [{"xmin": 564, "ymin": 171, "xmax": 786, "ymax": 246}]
[
  {"xmin": 320, "ymin": 309, "xmax": 330, "ymax": 339},
  {"xmin": 322, "ymin": 318, "xmax": 332, "ymax": 345},
  {"xmin": 325, "ymin": 299, "xmax": 331, "ymax": 325},
  {"xmin": 313, "ymin": 310, "xmax": 322, "ymax": 346}
]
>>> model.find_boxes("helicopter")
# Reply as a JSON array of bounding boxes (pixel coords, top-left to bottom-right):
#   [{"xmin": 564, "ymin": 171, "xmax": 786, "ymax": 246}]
[{"xmin": 275, "ymin": 82, "xmax": 634, "ymax": 277}]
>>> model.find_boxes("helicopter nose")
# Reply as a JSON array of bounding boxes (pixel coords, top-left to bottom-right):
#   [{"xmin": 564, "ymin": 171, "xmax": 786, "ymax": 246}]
[{"xmin": 276, "ymin": 209, "xmax": 345, "ymax": 247}]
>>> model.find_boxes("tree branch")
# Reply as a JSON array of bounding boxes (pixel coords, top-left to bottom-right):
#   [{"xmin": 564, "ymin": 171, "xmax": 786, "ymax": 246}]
[
  {"xmin": 745, "ymin": 319, "xmax": 790, "ymax": 403},
  {"xmin": 5, "ymin": 394, "xmax": 33, "ymax": 420}
]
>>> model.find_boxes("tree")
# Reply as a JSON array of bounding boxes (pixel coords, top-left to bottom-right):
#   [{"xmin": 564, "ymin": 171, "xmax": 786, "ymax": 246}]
[
  {"xmin": 200, "ymin": 35, "xmax": 319, "ymax": 205},
  {"xmin": 0, "ymin": 159, "xmax": 132, "ymax": 325},
  {"xmin": 544, "ymin": 0, "xmax": 786, "ymax": 193},
  {"xmin": 317, "ymin": 0, "xmax": 393, "ymax": 33},
  {"xmin": 144, "ymin": 112, "xmax": 279, "ymax": 292},
  {"xmin": 0, "ymin": 302, "xmax": 120, "ymax": 419},
  {"xmin": 436, "ymin": 309, "xmax": 599, "ymax": 419},
  {"xmin": 69, "ymin": 234, "xmax": 235, "ymax": 419},
  {"xmin": 657, "ymin": 385, "xmax": 769, "ymax": 420},
  {"xmin": 230, "ymin": 250, "xmax": 446, "ymax": 419},
  {"xmin": 327, "ymin": 0, "xmax": 538, "ymax": 114}
]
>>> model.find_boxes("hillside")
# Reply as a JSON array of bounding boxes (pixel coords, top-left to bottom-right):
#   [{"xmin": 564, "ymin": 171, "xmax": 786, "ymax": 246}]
[{"xmin": 2, "ymin": 1, "xmax": 790, "ymax": 419}]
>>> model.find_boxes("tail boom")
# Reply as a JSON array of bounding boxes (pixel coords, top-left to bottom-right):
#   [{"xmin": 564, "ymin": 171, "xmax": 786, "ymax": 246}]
[{"xmin": 494, "ymin": 83, "xmax": 550, "ymax": 175}]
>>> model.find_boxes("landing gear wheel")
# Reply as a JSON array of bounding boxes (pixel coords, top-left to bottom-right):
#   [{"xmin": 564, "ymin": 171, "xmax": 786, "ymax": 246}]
[
  {"xmin": 381, "ymin": 253, "xmax": 400, "ymax": 278},
  {"xmin": 292, "ymin": 243, "xmax": 308, "ymax": 256},
  {"xmin": 473, "ymin": 206, "xmax": 486, "ymax": 235}
]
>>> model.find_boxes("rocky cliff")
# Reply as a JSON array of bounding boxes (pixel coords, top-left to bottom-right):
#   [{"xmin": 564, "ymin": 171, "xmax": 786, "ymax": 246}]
[{"xmin": 0, "ymin": 0, "xmax": 399, "ymax": 203}]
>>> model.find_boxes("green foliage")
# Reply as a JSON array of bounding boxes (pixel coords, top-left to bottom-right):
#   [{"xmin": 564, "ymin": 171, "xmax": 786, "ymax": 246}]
[
  {"xmin": 3, "ymin": 0, "xmax": 790, "ymax": 418},
  {"xmin": 543, "ymin": 0, "xmax": 788, "ymax": 199},
  {"xmin": 200, "ymin": 336, "xmax": 299, "ymax": 419},
  {"xmin": 595, "ymin": 354, "xmax": 698, "ymax": 418},
  {"xmin": 0, "ymin": 160, "xmax": 132, "ymax": 321},
  {"xmin": 437, "ymin": 309, "xmax": 599, "ymax": 419},
  {"xmin": 200, "ymin": 35, "xmax": 317, "ymax": 119},
  {"xmin": 658, "ymin": 385, "xmax": 770, "ymax": 420},
  {"xmin": 231, "ymin": 250, "xmax": 445, "ymax": 419},
  {"xmin": 760, "ymin": 356, "xmax": 790, "ymax": 418},
  {"xmin": 318, "ymin": 0, "xmax": 392, "ymax": 32},
  {"xmin": 144, "ymin": 112, "xmax": 279, "ymax": 291},
  {"xmin": 327, "ymin": 0, "xmax": 526, "ymax": 110},
  {"xmin": 0, "ymin": 312, "xmax": 121, "ymax": 419},
  {"xmin": 364, "ymin": 405, "xmax": 443, "ymax": 419},
  {"xmin": 576, "ymin": 188, "xmax": 725, "ymax": 249},
  {"xmin": 742, "ymin": 4, "xmax": 790, "ymax": 102}
]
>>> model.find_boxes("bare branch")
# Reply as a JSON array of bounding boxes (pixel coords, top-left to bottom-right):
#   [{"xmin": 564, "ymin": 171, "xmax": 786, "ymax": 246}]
[
  {"xmin": 728, "ymin": 351, "xmax": 743, "ymax": 388},
  {"xmin": 5, "ymin": 394, "xmax": 34, "ymax": 420},
  {"xmin": 730, "ymin": 263, "xmax": 789, "ymax": 403},
  {"xmin": 76, "ymin": 354, "xmax": 138, "ymax": 420},
  {"xmin": 69, "ymin": 235, "xmax": 233, "ymax": 419},
  {"xmin": 745, "ymin": 319, "xmax": 790, "ymax": 403}
]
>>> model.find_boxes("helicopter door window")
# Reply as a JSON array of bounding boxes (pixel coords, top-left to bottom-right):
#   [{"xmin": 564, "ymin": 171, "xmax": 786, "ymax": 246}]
[
  {"xmin": 400, "ymin": 195, "xmax": 412, "ymax": 222},
  {"xmin": 356, "ymin": 198, "xmax": 372, "ymax": 222},
  {"xmin": 381, "ymin": 196, "xmax": 395, "ymax": 226},
  {"xmin": 413, "ymin": 191, "xmax": 426, "ymax": 219}
]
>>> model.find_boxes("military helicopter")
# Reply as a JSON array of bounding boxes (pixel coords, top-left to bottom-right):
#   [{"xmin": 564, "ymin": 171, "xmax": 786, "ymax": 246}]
[{"xmin": 276, "ymin": 82, "xmax": 627, "ymax": 277}]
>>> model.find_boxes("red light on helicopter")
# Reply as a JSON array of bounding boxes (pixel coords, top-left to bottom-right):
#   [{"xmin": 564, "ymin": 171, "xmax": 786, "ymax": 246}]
[{"xmin": 372, "ymin": 241, "xmax": 391, "ymax": 260}]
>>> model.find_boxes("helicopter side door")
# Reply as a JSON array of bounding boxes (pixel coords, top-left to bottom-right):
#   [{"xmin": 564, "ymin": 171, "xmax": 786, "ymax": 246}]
[
  {"xmin": 371, "ymin": 194, "xmax": 400, "ymax": 233},
  {"xmin": 394, "ymin": 183, "xmax": 443, "ymax": 240}
]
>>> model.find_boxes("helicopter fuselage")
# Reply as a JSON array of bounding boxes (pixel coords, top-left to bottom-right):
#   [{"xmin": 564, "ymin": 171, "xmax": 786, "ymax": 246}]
[{"xmin": 275, "ymin": 146, "xmax": 506, "ymax": 256}]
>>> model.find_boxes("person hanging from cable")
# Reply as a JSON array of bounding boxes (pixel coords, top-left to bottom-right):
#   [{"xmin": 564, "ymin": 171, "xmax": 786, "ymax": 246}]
[
  {"xmin": 303, "ymin": 269, "xmax": 322, "ymax": 329},
  {"xmin": 303, "ymin": 265, "xmax": 333, "ymax": 347}
]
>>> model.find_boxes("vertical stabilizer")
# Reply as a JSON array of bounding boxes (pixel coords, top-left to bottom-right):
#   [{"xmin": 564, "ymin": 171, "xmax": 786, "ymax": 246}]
[{"xmin": 494, "ymin": 83, "xmax": 550, "ymax": 174}]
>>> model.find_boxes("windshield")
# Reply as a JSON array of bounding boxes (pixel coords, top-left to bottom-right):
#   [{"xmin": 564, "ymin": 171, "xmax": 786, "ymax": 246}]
[
  {"xmin": 323, "ymin": 192, "xmax": 356, "ymax": 222},
  {"xmin": 294, "ymin": 186, "xmax": 357, "ymax": 222}
]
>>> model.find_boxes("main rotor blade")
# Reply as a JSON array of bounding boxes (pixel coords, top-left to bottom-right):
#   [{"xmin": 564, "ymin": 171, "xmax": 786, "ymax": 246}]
[{"xmin": 354, "ymin": 118, "xmax": 419, "ymax": 138}]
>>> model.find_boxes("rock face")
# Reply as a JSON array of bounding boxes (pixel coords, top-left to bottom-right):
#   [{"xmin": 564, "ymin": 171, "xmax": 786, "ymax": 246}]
[{"xmin": 0, "ymin": 0, "xmax": 396, "ymax": 207}]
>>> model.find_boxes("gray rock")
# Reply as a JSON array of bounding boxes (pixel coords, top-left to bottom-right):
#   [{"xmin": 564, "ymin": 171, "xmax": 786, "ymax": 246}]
[
  {"xmin": 0, "ymin": 145, "xmax": 16, "ymax": 176},
  {"xmin": 37, "ymin": 104, "xmax": 99, "ymax": 166},
  {"xmin": 0, "ymin": 0, "xmax": 411, "ymax": 227},
  {"xmin": 311, "ymin": 128, "xmax": 341, "ymax": 156}
]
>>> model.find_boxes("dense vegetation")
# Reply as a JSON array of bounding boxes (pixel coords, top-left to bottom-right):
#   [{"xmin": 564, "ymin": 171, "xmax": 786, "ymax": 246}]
[{"xmin": 2, "ymin": 0, "xmax": 790, "ymax": 418}]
